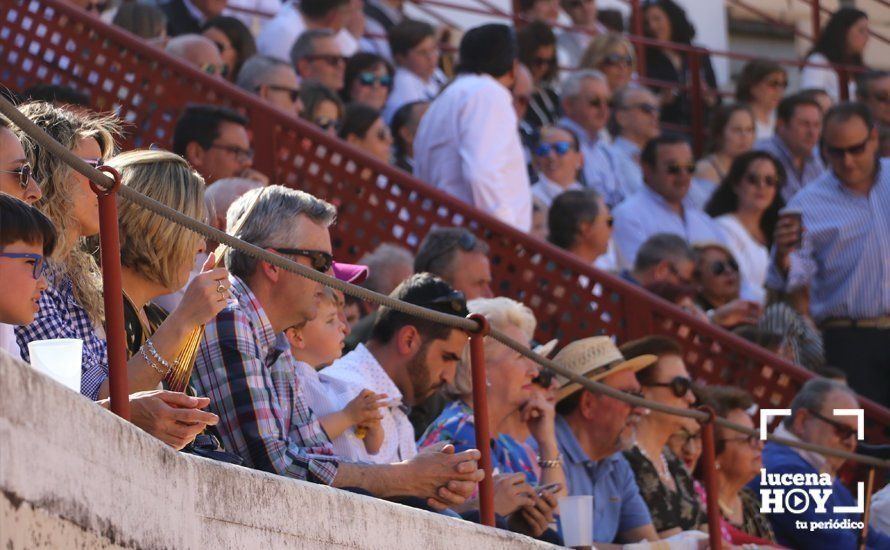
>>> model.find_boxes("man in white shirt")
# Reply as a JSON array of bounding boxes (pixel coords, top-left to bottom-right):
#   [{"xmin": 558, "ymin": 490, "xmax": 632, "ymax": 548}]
[
  {"xmin": 414, "ymin": 24, "xmax": 532, "ymax": 232},
  {"xmin": 289, "ymin": 29, "xmax": 346, "ymax": 93},
  {"xmin": 322, "ymin": 273, "xmax": 470, "ymax": 464},
  {"xmin": 531, "ymin": 125, "xmax": 584, "ymax": 207},
  {"xmin": 612, "ymin": 134, "xmax": 725, "ymax": 270},
  {"xmin": 382, "ymin": 19, "xmax": 446, "ymax": 124},
  {"xmin": 257, "ymin": 0, "xmax": 357, "ymax": 63}
]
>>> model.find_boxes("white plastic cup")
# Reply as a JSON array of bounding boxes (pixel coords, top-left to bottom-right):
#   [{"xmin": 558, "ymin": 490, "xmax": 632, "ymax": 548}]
[
  {"xmin": 558, "ymin": 495, "xmax": 594, "ymax": 548},
  {"xmin": 28, "ymin": 338, "xmax": 83, "ymax": 392}
]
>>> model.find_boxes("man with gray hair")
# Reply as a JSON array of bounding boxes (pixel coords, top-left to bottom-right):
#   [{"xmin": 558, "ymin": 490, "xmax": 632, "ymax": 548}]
[
  {"xmin": 625, "ymin": 233, "xmax": 695, "ymax": 288},
  {"xmin": 289, "ymin": 29, "xmax": 346, "ymax": 92},
  {"xmin": 609, "ymin": 84, "xmax": 660, "ymax": 192},
  {"xmin": 204, "ymin": 177, "xmax": 263, "ymax": 230},
  {"xmin": 559, "ymin": 69, "xmax": 637, "ymax": 208},
  {"xmin": 165, "ymin": 34, "xmax": 226, "ymax": 77},
  {"xmin": 749, "ymin": 378, "xmax": 890, "ymax": 548},
  {"xmin": 236, "ymin": 55, "xmax": 303, "ymax": 116},
  {"xmin": 192, "ymin": 185, "xmax": 483, "ymax": 506}
]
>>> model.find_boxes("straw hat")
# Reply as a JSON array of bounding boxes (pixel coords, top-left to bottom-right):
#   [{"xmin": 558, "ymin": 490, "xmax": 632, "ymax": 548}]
[{"xmin": 553, "ymin": 336, "xmax": 657, "ymax": 401}]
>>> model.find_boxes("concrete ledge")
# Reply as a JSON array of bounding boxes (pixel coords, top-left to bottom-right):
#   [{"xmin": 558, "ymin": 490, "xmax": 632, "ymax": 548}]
[{"xmin": 0, "ymin": 352, "xmax": 554, "ymax": 549}]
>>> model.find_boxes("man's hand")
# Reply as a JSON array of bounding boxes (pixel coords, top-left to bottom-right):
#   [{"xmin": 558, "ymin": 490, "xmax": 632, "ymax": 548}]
[
  {"xmin": 403, "ymin": 442, "xmax": 484, "ymax": 510},
  {"xmin": 710, "ymin": 299, "xmax": 762, "ymax": 327},
  {"xmin": 774, "ymin": 214, "xmax": 802, "ymax": 275},
  {"xmin": 493, "ymin": 473, "xmax": 536, "ymax": 516},
  {"xmin": 508, "ymin": 491, "xmax": 558, "ymax": 538},
  {"xmin": 128, "ymin": 390, "xmax": 219, "ymax": 450}
]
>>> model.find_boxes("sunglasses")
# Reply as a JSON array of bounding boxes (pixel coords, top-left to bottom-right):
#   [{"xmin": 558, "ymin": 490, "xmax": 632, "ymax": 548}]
[
  {"xmin": 644, "ymin": 376, "xmax": 692, "ymax": 398},
  {"xmin": 824, "ymin": 134, "xmax": 871, "ymax": 159},
  {"xmin": 532, "ymin": 370, "xmax": 554, "ymax": 388},
  {"xmin": 765, "ymin": 78, "xmax": 788, "ymax": 89},
  {"xmin": 666, "ymin": 162, "xmax": 696, "ymax": 175},
  {"xmin": 534, "ymin": 141, "xmax": 573, "ymax": 157},
  {"xmin": 719, "ymin": 433, "xmax": 761, "ymax": 448},
  {"xmin": 743, "ymin": 172, "xmax": 778, "ymax": 188},
  {"xmin": 709, "ymin": 258, "xmax": 739, "ymax": 276},
  {"xmin": 314, "ymin": 117, "xmax": 339, "ymax": 132},
  {"xmin": 0, "ymin": 252, "xmax": 46, "ymax": 279},
  {"xmin": 530, "ymin": 56, "xmax": 556, "ymax": 68},
  {"xmin": 807, "ymin": 408, "xmax": 858, "ymax": 441},
  {"xmin": 601, "ymin": 53, "xmax": 634, "ymax": 67},
  {"xmin": 264, "ymin": 84, "xmax": 301, "ymax": 102},
  {"xmin": 0, "ymin": 163, "xmax": 33, "ymax": 189},
  {"xmin": 428, "ymin": 289, "xmax": 469, "ymax": 315},
  {"xmin": 201, "ymin": 63, "xmax": 229, "ymax": 77},
  {"xmin": 358, "ymin": 72, "xmax": 393, "ymax": 88},
  {"xmin": 306, "ymin": 54, "xmax": 347, "ymax": 67},
  {"xmin": 272, "ymin": 247, "xmax": 334, "ymax": 273},
  {"xmin": 626, "ymin": 103, "xmax": 659, "ymax": 115}
]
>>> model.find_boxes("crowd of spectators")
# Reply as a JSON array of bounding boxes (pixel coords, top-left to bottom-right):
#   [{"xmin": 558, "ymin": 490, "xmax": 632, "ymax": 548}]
[{"xmin": 2, "ymin": 0, "xmax": 890, "ymax": 546}]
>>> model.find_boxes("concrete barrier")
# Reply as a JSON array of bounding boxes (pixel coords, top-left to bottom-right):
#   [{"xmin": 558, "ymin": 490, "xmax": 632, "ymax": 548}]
[{"xmin": 0, "ymin": 352, "xmax": 554, "ymax": 549}]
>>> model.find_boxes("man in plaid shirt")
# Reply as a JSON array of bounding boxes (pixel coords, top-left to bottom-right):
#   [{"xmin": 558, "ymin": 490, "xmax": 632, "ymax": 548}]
[{"xmin": 193, "ymin": 186, "xmax": 483, "ymax": 506}]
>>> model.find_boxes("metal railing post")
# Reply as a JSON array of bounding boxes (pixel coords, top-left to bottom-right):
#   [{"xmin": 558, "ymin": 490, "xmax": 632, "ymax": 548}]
[
  {"xmin": 811, "ymin": 0, "xmax": 821, "ymax": 38},
  {"xmin": 697, "ymin": 406, "xmax": 722, "ymax": 550},
  {"xmin": 93, "ymin": 165, "xmax": 131, "ymax": 420},
  {"xmin": 467, "ymin": 313, "xmax": 495, "ymax": 527},
  {"xmin": 630, "ymin": 0, "xmax": 646, "ymax": 77},
  {"xmin": 688, "ymin": 49, "xmax": 705, "ymax": 159},
  {"xmin": 839, "ymin": 68, "xmax": 851, "ymax": 102}
]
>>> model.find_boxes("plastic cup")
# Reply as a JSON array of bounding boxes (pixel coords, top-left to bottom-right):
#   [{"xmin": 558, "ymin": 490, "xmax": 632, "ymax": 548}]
[
  {"xmin": 558, "ymin": 495, "xmax": 594, "ymax": 548},
  {"xmin": 28, "ymin": 338, "xmax": 83, "ymax": 392}
]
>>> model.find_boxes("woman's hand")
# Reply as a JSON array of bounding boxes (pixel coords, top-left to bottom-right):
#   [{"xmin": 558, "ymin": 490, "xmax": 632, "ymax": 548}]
[
  {"xmin": 521, "ymin": 392, "xmax": 557, "ymax": 446},
  {"xmin": 493, "ymin": 473, "xmax": 536, "ymax": 516},
  {"xmin": 344, "ymin": 389, "xmax": 387, "ymax": 426}
]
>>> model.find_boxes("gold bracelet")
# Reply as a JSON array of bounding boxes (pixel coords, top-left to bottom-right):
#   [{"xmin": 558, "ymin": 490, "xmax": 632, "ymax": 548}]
[{"xmin": 538, "ymin": 454, "xmax": 562, "ymax": 469}]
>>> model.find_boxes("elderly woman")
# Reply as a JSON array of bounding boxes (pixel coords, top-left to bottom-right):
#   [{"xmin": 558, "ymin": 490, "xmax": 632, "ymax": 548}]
[
  {"xmin": 419, "ymin": 297, "xmax": 566, "ymax": 537},
  {"xmin": 620, "ymin": 336, "xmax": 705, "ymax": 537},
  {"xmin": 579, "ymin": 33, "xmax": 636, "ymax": 93}
]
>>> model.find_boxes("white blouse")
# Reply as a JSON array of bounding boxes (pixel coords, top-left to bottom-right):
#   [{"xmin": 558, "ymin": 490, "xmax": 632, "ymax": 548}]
[{"xmin": 716, "ymin": 214, "xmax": 768, "ymax": 304}]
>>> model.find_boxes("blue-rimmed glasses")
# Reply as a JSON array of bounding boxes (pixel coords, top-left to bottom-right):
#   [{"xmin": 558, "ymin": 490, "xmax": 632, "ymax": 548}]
[
  {"xmin": 358, "ymin": 72, "xmax": 393, "ymax": 88},
  {"xmin": 534, "ymin": 141, "xmax": 573, "ymax": 157},
  {"xmin": 0, "ymin": 252, "xmax": 46, "ymax": 279}
]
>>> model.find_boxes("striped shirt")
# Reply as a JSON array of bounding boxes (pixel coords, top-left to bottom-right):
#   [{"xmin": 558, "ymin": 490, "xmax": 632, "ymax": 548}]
[
  {"xmin": 192, "ymin": 275, "xmax": 339, "ymax": 484},
  {"xmin": 765, "ymin": 159, "xmax": 890, "ymax": 322},
  {"xmin": 754, "ymin": 136, "xmax": 825, "ymax": 202},
  {"xmin": 15, "ymin": 266, "xmax": 108, "ymax": 400}
]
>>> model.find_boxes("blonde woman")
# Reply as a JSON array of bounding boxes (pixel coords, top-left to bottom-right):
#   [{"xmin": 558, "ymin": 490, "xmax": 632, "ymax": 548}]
[
  {"xmin": 579, "ymin": 33, "xmax": 636, "ymax": 93},
  {"xmin": 419, "ymin": 297, "xmax": 566, "ymax": 538},
  {"xmin": 110, "ymin": 149, "xmax": 230, "ymax": 392}
]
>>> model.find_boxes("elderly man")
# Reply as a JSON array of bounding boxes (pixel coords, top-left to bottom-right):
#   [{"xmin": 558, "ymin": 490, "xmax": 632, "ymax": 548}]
[
  {"xmin": 748, "ymin": 378, "xmax": 890, "ymax": 548},
  {"xmin": 559, "ymin": 70, "xmax": 637, "ymax": 208},
  {"xmin": 623, "ymin": 233, "xmax": 695, "ymax": 288},
  {"xmin": 530, "ymin": 125, "xmax": 584, "ymax": 208},
  {"xmin": 236, "ymin": 55, "xmax": 304, "ymax": 116},
  {"xmin": 553, "ymin": 336, "xmax": 660, "ymax": 544},
  {"xmin": 611, "ymin": 134, "xmax": 725, "ymax": 270},
  {"xmin": 165, "ymin": 34, "xmax": 227, "ymax": 77},
  {"xmin": 414, "ymin": 24, "xmax": 532, "ymax": 232},
  {"xmin": 610, "ymin": 84, "xmax": 661, "ymax": 180},
  {"xmin": 192, "ymin": 186, "xmax": 483, "ymax": 506},
  {"xmin": 769, "ymin": 103, "xmax": 890, "ymax": 407},
  {"xmin": 754, "ymin": 93, "xmax": 825, "ymax": 202},
  {"xmin": 856, "ymin": 70, "xmax": 890, "ymax": 131},
  {"xmin": 257, "ymin": 0, "xmax": 357, "ymax": 63},
  {"xmin": 289, "ymin": 29, "xmax": 346, "ymax": 93},
  {"xmin": 358, "ymin": 243, "xmax": 414, "ymax": 302}
]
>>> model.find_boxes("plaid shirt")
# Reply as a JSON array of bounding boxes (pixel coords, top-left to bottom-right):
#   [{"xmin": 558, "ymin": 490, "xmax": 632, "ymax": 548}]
[
  {"xmin": 191, "ymin": 275, "xmax": 339, "ymax": 484},
  {"xmin": 15, "ymin": 266, "xmax": 108, "ymax": 400}
]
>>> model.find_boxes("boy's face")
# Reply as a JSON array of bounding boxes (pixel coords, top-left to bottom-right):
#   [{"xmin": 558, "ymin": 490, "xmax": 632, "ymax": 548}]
[
  {"xmin": 299, "ymin": 300, "xmax": 347, "ymax": 368},
  {"xmin": 0, "ymin": 241, "xmax": 47, "ymax": 325}
]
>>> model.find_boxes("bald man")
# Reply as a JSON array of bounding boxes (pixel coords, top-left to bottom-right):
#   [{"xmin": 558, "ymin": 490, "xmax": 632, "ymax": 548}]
[
  {"xmin": 204, "ymin": 177, "xmax": 263, "ymax": 230},
  {"xmin": 165, "ymin": 34, "xmax": 227, "ymax": 78}
]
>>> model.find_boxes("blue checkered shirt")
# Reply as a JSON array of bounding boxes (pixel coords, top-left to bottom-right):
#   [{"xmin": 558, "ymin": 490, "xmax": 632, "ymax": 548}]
[
  {"xmin": 15, "ymin": 266, "xmax": 108, "ymax": 399},
  {"xmin": 191, "ymin": 275, "xmax": 339, "ymax": 484}
]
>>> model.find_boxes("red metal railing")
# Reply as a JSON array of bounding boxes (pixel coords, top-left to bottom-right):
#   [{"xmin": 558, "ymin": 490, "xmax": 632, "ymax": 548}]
[{"xmin": 3, "ymin": 0, "xmax": 888, "ymax": 439}]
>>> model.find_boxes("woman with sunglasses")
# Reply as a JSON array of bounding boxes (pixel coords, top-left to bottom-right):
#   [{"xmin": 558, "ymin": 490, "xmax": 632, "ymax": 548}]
[
  {"xmin": 620, "ymin": 336, "xmax": 705, "ymax": 537},
  {"xmin": 299, "ymin": 81, "xmax": 344, "ymax": 136},
  {"xmin": 201, "ymin": 16, "xmax": 257, "ymax": 82},
  {"xmin": 338, "ymin": 104, "xmax": 393, "ymax": 164},
  {"xmin": 692, "ymin": 243, "xmax": 762, "ymax": 328},
  {"xmin": 342, "ymin": 53, "xmax": 394, "ymax": 112},
  {"xmin": 735, "ymin": 59, "xmax": 788, "ymax": 141},
  {"xmin": 694, "ymin": 104, "xmax": 756, "ymax": 189},
  {"xmin": 706, "ymin": 151, "xmax": 786, "ymax": 304},
  {"xmin": 517, "ymin": 21, "xmax": 561, "ymax": 130},
  {"xmin": 696, "ymin": 386, "xmax": 777, "ymax": 546},
  {"xmin": 579, "ymin": 33, "xmax": 636, "ymax": 93},
  {"xmin": 419, "ymin": 298, "xmax": 567, "ymax": 538}
]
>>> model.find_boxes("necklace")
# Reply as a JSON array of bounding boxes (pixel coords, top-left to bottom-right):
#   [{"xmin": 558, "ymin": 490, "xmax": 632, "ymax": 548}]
[
  {"xmin": 718, "ymin": 497, "xmax": 742, "ymax": 524},
  {"xmin": 636, "ymin": 444, "xmax": 675, "ymax": 489}
]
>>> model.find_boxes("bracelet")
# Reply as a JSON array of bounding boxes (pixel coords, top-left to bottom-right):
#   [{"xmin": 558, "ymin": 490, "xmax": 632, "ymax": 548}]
[
  {"xmin": 538, "ymin": 454, "xmax": 562, "ymax": 469},
  {"xmin": 145, "ymin": 338, "xmax": 178, "ymax": 373},
  {"xmin": 140, "ymin": 344, "xmax": 170, "ymax": 376}
]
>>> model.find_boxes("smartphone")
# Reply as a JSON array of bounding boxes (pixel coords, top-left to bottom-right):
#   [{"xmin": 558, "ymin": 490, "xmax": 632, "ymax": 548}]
[{"xmin": 535, "ymin": 482, "xmax": 562, "ymax": 496}]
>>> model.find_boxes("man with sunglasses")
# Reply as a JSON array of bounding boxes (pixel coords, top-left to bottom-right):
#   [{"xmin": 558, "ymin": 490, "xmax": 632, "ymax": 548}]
[
  {"xmin": 551, "ymin": 336, "xmax": 661, "ymax": 544},
  {"xmin": 192, "ymin": 186, "xmax": 483, "ymax": 509},
  {"xmin": 530, "ymin": 126, "xmax": 584, "ymax": 208},
  {"xmin": 165, "ymin": 34, "xmax": 228, "ymax": 79},
  {"xmin": 258, "ymin": 0, "xmax": 358, "ymax": 64},
  {"xmin": 768, "ymin": 102, "xmax": 890, "ymax": 408},
  {"xmin": 610, "ymin": 84, "xmax": 661, "ymax": 191},
  {"xmin": 290, "ymin": 29, "xmax": 347, "ymax": 92},
  {"xmin": 612, "ymin": 134, "xmax": 725, "ymax": 271},
  {"xmin": 749, "ymin": 378, "xmax": 890, "ymax": 549},
  {"xmin": 236, "ymin": 55, "xmax": 304, "ymax": 116}
]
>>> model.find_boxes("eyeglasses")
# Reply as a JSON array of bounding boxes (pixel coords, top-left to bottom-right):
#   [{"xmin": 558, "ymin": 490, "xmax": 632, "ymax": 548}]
[
  {"xmin": 209, "ymin": 143, "xmax": 254, "ymax": 162},
  {"xmin": 0, "ymin": 163, "xmax": 33, "ymax": 189},
  {"xmin": 626, "ymin": 103, "xmax": 659, "ymax": 116},
  {"xmin": 263, "ymin": 84, "xmax": 301, "ymax": 102},
  {"xmin": 765, "ymin": 78, "xmax": 788, "ymax": 89},
  {"xmin": 743, "ymin": 172, "xmax": 778, "ymax": 188},
  {"xmin": 200, "ymin": 63, "xmax": 229, "ymax": 77},
  {"xmin": 305, "ymin": 54, "xmax": 347, "ymax": 67},
  {"xmin": 530, "ymin": 56, "xmax": 556, "ymax": 68},
  {"xmin": 358, "ymin": 72, "xmax": 393, "ymax": 88},
  {"xmin": 807, "ymin": 408, "xmax": 858, "ymax": 441},
  {"xmin": 428, "ymin": 289, "xmax": 469, "ymax": 315},
  {"xmin": 585, "ymin": 97, "xmax": 609, "ymax": 109},
  {"xmin": 719, "ymin": 434, "xmax": 761, "ymax": 448},
  {"xmin": 666, "ymin": 162, "xmax": 696, "ymax": 175},
  {"xmin": 534, "ymin": 141, "xmax": 573, "ymax": 157},
  {"xmin": 709, "ymin": 258, "xmax": 739, "ymax": 276},
  {"xmin": 314, "ymin": 117, "xmax": 339, "ymax": 132},
  {"xmin": 644, "ymin": 375, "xmax": 692, "ymax": 398},
  {"xmin": 601, "ymin": 53, "xmax": 634, "ymax": 67},
  {"xmin": 675, "ymin": 428, "xmax": 702, "ymax": 447},
  {"xmin": 868, "ymin": 91, "xmax": 890, "ymax": 104},
  {"xmin": 824, "ymin": 134, "xmax": 872, "ymax": 159},
  {"xmin": 0, "ymin": 252, "xmax": 46, "ymax": 279},
  {"xmin": 271, "ymin": 247, "xmax": 334, "ymax": 273},
  {"xmin": 532, "ymin": 370, "xmax": 554, "ymax": 388}
]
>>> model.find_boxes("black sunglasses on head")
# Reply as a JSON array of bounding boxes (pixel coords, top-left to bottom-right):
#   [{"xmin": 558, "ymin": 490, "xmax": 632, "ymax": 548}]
[
  {"xmin": 271, "ymin": 247, "xmax": 333, "ymax": 273},
  {"xmin": 644, "ymin": 376, "xmax": 692, "ymax": 398},
  {"xmin": 428, "ymin": 289, "xmax": 469, "ymax": 316}
]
